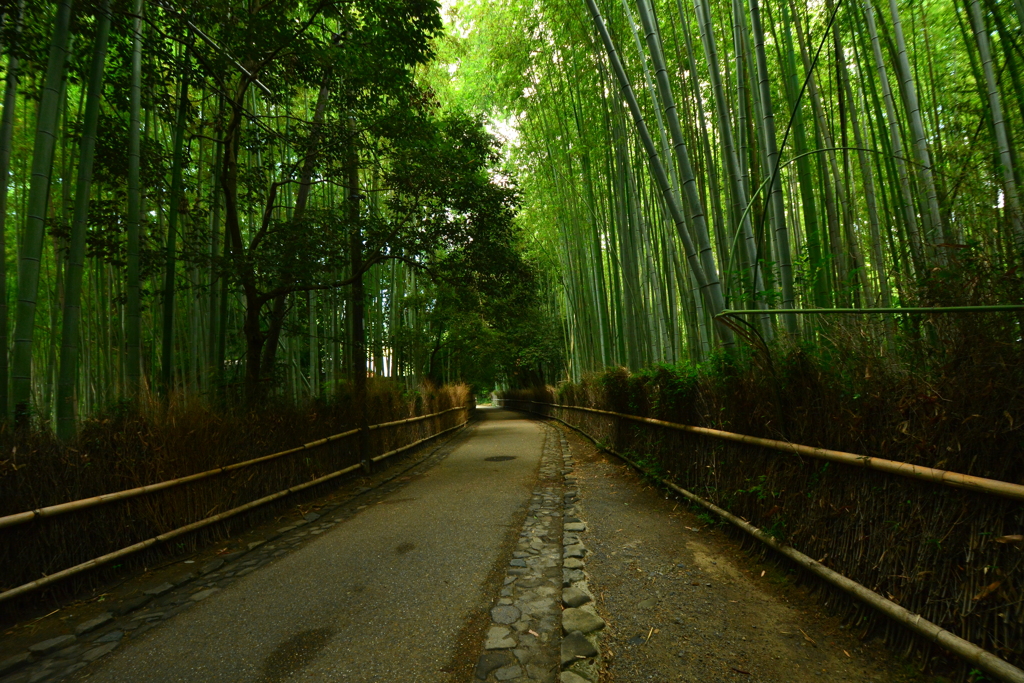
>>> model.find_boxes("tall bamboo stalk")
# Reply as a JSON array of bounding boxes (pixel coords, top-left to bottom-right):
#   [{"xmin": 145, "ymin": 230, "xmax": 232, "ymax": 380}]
[
  {"xmin": 969, "ymin": 0, "xmax": 1024, "ymax": 249},
  {"xmin": 749, "ymin": 0, "xmax": 797, "ymax": 332},
  {"xmin": 0, "ymin": 0, "xmax": 25, "ymax": 418},
  {"xmin": 11, "ymin": 0, "xmax": 73, "ymax": 424},
  {"xmin": 55, "ymin": 0, "xmax": 111, "ymax": 440},
  {"xmin": 887, "ymin": 0, "xmax": 947, "ymax": 256}
]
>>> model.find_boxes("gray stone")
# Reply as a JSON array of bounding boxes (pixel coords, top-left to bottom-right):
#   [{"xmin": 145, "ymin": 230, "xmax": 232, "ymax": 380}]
[
  {"xmin": 94, "ymin": 630, "xmax": 124, "ymax": 644},
  {"xmin": 171, "ymin": 572, "xmax": 196, "ymax": 586},
  {"xmin": 563, "ymin": 558, "xmax": 584, "ymax": 569},
  {"xmin": 563, "ymin": 522, "xmax": 587, "ymax": 532},
  {"xmin": 54, "ymin": 643, "xmax": 83, "ymax": 658},
  {"xmin": 81, "ymin": 642, "xmax": 118, "ymax": 662},
  {"xmin": 28, "ymin": 669, "xmax": 54, "ymax": 683},
  {"xmin": 637, "ymin": 597, "xmax": 658, "ymax": 609},
  {"xmin": 560, "ymin": 672, "xmax": 591, "ymax": 683},
  {"xmin": 562, "ymin": 569, "xmax": 585, "ymax": 586},
  {"xmin": 475, "ymin": 652, "xmax": 510, "ymax": 679},
  {"xmin": 189, "ymin": 588, "xmax": 219, "ymax": 602},
  {"xmin": 276, "ymin": 526, "xmax": 295, "ymax": 534},
  {"xmin": 143, "ymin": 582, "xmax": 175, "ymax": 596},
  {"xmin": 510, "ymin": 559, "xmax": 527, "ymax": 567},
  {"xmin": 563, "ymin": 544, "xmax": 586, "ymax": 558},
  {"xmin": 74, "ymin": 612, "xmax": 113, "ymax": 635},
  {"xmin": 491, "ymin": 605, "xmax": 521, "ymax": 624},
  {"xmin": 562, "ymin": 587, "xmax": 591, "ymax": 608},
  {"xmin": 247, "ymin": 540, "xmax": 265, "ymax": 550},
  {"xmin": 199, "ymin": 559, "xmax": 225, "ymax": 576},
  {"xmin": 28, "ymin": 635, "xmax": 76, "ymax": 655},
  {"xmin": 61, "ymin": 663, "xmax": 88, "ymax": 676},
  {"xmin": 304, "ymin": 512, "xmax": 321, "ymax": 522},
  {"xmin": 560, "ymin": 631, "xmax": 598, "ymax": 666},
  {"xmin": 561, "ymin": 608, "xmax": 605, "ymax": 634},
  {"xmin": 113, "ymin": 594, "xmax": 152, "ymax": 615},
  {"xmin": 484, "ymin": 626, "xmax": 517, "ymax": 650},
  {"xmin": 0, "ymin": 653, "xmax": 32, "ymax": 676},
  {"xmin": 495, "ymin": 664, "xmax": 524, "ymax": 680}
]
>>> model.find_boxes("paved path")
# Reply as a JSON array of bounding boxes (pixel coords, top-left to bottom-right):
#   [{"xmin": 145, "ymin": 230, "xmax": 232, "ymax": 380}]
[{"xmin": 78, "ymin": 409, "xmax": 544, "ymax": 683}]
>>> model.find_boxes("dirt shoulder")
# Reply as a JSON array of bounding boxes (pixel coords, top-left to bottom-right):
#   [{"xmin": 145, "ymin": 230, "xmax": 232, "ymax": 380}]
[{"xmin": 562, "ymin": 424, "xmax": 947, "ymax": 683}]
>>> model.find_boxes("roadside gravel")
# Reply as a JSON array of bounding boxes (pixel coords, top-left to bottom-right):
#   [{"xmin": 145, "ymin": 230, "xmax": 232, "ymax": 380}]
[{"xmin": 562, "ymin": 426, "xmax": 945, "ymax": 683}]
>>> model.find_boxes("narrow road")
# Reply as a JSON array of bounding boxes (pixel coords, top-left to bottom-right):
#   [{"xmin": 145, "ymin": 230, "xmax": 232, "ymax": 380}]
[
  {"xmin": 3, "ymin": 410, "xmax": 945, "ymax": 683},
  {"xmin": 76, "ymin": 409, "xmax": 543, "ymax": 682}
]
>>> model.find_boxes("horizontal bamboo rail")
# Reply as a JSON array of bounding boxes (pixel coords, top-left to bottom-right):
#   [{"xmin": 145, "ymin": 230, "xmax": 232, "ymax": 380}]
[
  {"xmin": 718, "ymin": 305, "xmax": 1024, "ymax": 316},
  {"xmin": 0, "ymin": 406, "xmax": 467, "ymax": 531},
  {"xmin": 0, "ymin": 418, "xmax": 468, "ymax": 603},
  {"xmin": 512, "ymin": 403, "xmax": 1024, "ymax": 683},
  {"xmin": 508, "ymin": 400, "xmax": 1024, "ymax": 502}
]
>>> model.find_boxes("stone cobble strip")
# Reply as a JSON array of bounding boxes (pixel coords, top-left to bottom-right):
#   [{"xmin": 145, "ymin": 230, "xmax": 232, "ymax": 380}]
[
  {"xmin": 473, "ymin": 425, "xmax": 565, "ymax": 682},
  {"xmin": 473, "ymin": 422, "xmax": 606, "ymax": 683},
  {"xmin": 557, "ymin": 430, "xmax": 604, "ymax": 683}
]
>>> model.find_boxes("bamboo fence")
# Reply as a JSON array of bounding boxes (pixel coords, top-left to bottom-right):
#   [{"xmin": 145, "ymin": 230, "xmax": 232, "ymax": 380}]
[
  {"xmin": 504, "ymin": 399, "xmax": 1024, "ymax": 683},
  {"xmin": 0, "ymin": 405, "xmax": 470, "ymax": 602},
  {"xmin": 0, "ymin": 406, "xmax": 466, "ymax": 530},
  {"xmin": 508, "ymin": 400, "xmax": 1024, "ymax": 500}
]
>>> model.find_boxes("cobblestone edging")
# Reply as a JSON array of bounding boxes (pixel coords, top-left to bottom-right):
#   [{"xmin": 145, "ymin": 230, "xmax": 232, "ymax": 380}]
[
  {"xmin": 558, "ymin": 429, "xmax": 604, "ymax": 683},
  {"xmin": 0, "ymin": 428, "xmax": 470, "ymax": 683},
  {"xmin": 473, "ymin": 424, "xmax": 604, "ymax": 683}
]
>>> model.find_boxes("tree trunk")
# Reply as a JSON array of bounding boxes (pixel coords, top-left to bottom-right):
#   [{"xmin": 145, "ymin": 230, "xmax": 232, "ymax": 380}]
[
  {"xmin": 0, "ymin": 0, "xmax": 25, "ymax": 418},
  {"xmin": 349, "ymin": 128, "xmax": 370, "ymax": 470},
  {"xmin": 11, "ymin": 0, "xmax": 72, "ymax": 425},
  {"xmin": 749, "ymin": 0, "xmax": 797, "ymax": 332},
  {"xmin": 969, "ymin": 0, "xmax": 1024, "ymax": 251},
  {"xmin": 126, "ymin": 0, "xmax": 143, "ymax": 397},
  {"xmin": 56, "ymin": 0, "xmax": 111, "ymax": 440},
  {"xmin": 161, "ymin": 48, "xmax": 190, "ymax": 393}
]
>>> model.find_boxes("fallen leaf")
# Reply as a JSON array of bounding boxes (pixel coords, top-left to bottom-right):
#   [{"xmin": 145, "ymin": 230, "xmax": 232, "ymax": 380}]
[
  {"xmin": 528, "ymin": 629, "xmax": 539, "ymax": 637},
  {"xmin": 798, "ymin": 628, "xmax": 817, "ymax": 647},
  {"xmin": 843, "ymin": 650, "xmax": 851, "ymax": 658},
  {"xmin": 760, "ymin": 570, "xmax": 765, "ymax": 577},
  {"xmin": 973, "ymin": 581, "xmax": 1002, "ymax": 601},
  {"xmin": 730, "ymin": 667, "xmax": 751, "ymax": 675},
  {"xmin": 994, "ymin": 535, "xmax": 1023, "ymax": 544}
]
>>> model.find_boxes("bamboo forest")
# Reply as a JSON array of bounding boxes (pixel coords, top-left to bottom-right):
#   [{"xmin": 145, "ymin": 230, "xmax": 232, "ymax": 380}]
[
  {"xmin": 2, "ymin": 0, "xmax": 1024, "ymax": 680},
  {"xmin": 0, "ymin": 0, "xmax": 1022, "ymax": 425}
]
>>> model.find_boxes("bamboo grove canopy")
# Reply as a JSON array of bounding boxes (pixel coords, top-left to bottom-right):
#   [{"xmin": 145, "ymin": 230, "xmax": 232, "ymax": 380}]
[
  {"xmin": 442, "ymin": 0, "xmax": 1024, "ymax": 378},
  {"xmin": 0, "ymin": 0, "xmax": 563, "ymax": 437}
]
